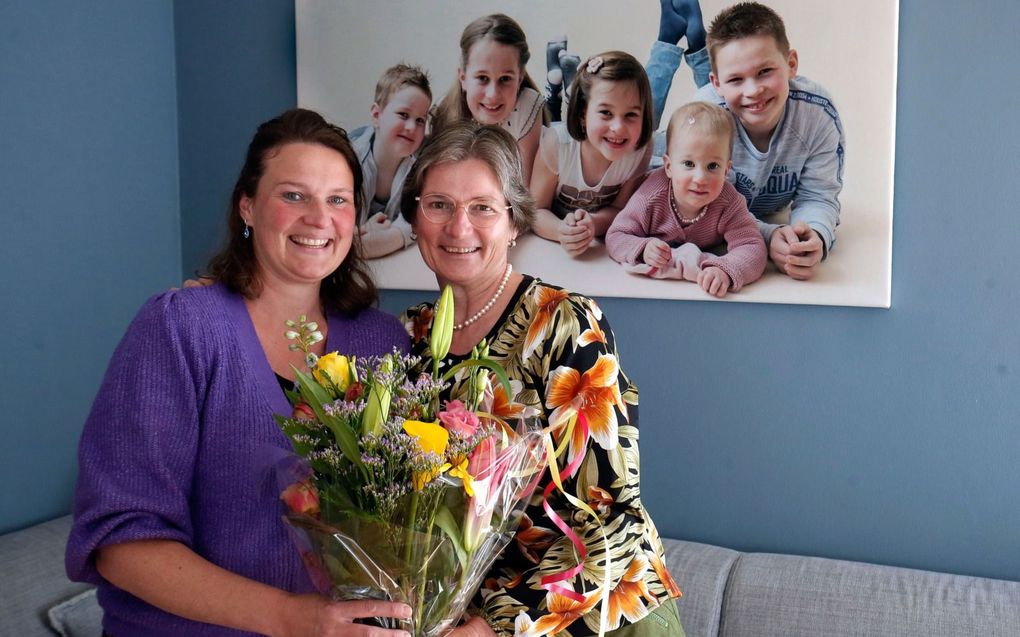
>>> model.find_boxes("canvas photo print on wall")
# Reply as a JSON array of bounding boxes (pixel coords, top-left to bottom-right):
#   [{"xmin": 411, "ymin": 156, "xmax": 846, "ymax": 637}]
[{"xmin": 297, "ymin": 0, "xmax": 897, "ymax": 308}]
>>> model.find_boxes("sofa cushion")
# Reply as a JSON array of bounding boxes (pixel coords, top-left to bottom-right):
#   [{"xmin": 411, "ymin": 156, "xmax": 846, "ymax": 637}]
[
  {"xmin": 48, "ymin": 588, "xmax": 102, "ymax": 637},
  {"xmin": 719, "ymin": 552, "xmax": 1020, "ymax": 637},
  {"xmin": 661, "ymin": 538, "xmax": 741, "ymax": 637},
  {"xmin": 0, "ymin": 515, "xmax": 95, "ymax": 637}
]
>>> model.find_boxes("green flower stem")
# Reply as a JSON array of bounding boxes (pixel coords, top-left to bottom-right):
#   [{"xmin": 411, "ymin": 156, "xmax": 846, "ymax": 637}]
[
  {"xmin": 402, "ymin": 491, "xmax": 420, "ymax": 633},
  {"xmin": 403, "ymin": 491, "xmax": 420, "ymax": 567},
  {"xmin": 414, "ymin": 518, "xmax": 434, "ymax": 632}
]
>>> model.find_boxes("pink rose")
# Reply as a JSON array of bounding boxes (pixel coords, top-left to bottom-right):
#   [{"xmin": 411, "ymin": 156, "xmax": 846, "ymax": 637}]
[
  {"xmin": 281, "ymin": 479, "xmax": 320, "ymax": 517},
  {"xmin": 438, "ymin": 400, "xmax": 481, "ymax": 438}
]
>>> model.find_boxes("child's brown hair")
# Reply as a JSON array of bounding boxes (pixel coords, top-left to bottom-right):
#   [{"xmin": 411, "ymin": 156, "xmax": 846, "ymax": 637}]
[
  {"xmin": 707, "ymin": 2, "xmax": 790, "ymax": 75},
  {"xmin": 432, "ymin": 14, "xmax": 541, "ymax": 134},
  {"xmin": 565, "ymin": 50, "xmax": 654, "ymax": 149},
  {"xmin": 373, "ymin": 63, "xmax": 431, "ymax": 109}
]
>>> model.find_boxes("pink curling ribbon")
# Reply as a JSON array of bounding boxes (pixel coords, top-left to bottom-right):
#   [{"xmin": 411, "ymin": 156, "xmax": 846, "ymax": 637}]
[{"xmin": 539, "ymin": 411, "xmax": 591, "ymax": 602}]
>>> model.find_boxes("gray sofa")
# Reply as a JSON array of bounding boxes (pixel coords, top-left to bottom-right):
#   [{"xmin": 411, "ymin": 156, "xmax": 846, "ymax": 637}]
[{"xmin": 3, "ymin": 515, "xmax": 1018, "ymax": 636}]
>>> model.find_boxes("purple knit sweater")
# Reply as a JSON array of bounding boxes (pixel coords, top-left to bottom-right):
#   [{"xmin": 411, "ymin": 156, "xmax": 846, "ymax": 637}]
[
  {"xmin": 66, "ymin": 283, "xmax": 408, "ymax": 637},
  {"xmin": 605, "ymin": 168, "xmax": 767, "ymax": 290}
]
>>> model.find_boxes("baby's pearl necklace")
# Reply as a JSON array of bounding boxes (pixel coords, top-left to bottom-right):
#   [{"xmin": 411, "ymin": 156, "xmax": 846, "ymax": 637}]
[
  {"xmin": 677, "ymin": 205, "xmax": 708, "ymax": 225},
  {"xmin": 669, "ymin": 182, "xmax": 709, "ymax": 225},
  {"xmin": 453, "ymin": 263, "xmax": 513, "ymax": 331}
]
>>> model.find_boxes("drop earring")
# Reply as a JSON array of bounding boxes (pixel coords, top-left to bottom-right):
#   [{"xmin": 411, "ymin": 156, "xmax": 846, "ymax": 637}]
[{"xmin": 243, "ymin": 224, "xmax": 251, "ymax": 239}]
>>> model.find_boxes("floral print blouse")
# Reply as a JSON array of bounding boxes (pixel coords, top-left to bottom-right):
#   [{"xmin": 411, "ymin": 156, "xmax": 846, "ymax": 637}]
[{"xmin": 402, "ymin": 276, "xmax": 681, "ymax": 637}]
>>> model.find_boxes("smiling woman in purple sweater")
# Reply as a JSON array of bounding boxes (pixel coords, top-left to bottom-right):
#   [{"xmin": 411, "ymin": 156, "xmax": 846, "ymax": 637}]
[{"xmin": 65, "ymin": 109, "xmax": 411, "ymax": 637}]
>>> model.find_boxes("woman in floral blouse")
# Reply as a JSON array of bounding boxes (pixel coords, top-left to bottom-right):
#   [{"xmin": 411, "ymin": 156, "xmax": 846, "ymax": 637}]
[{"xmin": 399, "ymin": 120, "xmax": 684, "ymax": 637}]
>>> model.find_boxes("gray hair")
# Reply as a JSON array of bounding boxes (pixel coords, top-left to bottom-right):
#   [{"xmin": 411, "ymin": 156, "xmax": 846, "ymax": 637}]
[{"xmin": 401, "ymin": 121, "xmax": 535, "ymax": 234}]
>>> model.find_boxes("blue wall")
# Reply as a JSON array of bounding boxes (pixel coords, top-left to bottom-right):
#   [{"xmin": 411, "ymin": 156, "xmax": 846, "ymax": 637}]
[
  {"xmin": 0, "ymin": 1, "xmax": 181, "ymax": 532},
  {"xmin": 2, "ymin": 0, "xmax": 1018, "ymax": 585},
  {"xmin": 381, "ymin": 1, "xmax": 1020, "ymax": 583},
  {"xmin": 175, "ymin": 0, "xmax": 297, "ymax": 278}
]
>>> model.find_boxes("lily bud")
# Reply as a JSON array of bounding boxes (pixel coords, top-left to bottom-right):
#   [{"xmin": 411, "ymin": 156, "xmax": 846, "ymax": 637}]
[
  {"xmin": 430, "ymin": 285, "xmax": 455, "ymax": 361},
  {"xmin": 361, "ymin": 356, "xmax": 393, "ymax": 435}
]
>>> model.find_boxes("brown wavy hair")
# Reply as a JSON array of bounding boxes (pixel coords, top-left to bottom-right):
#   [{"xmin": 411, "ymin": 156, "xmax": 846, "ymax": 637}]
[{"xmin": 206, "ymin": 108, "xmax": 378, "ymax": 315}]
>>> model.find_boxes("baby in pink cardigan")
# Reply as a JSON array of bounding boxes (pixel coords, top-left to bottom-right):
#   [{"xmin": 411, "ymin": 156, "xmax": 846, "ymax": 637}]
[{"xmin": 606, "ymin": 101, "xmax": 766, "ymax": 297}]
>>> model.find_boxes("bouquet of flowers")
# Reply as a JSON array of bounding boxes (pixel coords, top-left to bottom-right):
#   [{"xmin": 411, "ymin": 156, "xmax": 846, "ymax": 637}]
[{"xmin": 275, "ymin": 288, "xmax": 548, "ymax": 636}]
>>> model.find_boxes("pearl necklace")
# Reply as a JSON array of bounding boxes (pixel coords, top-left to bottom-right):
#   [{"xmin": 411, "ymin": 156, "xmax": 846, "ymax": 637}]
[
  {"xmin": 453, "ymin": 263, "xmax": 513, "ymax": 331},
  {"xmin": 669, "ymin": 183, "xmax": 708, "ymax": 225}
]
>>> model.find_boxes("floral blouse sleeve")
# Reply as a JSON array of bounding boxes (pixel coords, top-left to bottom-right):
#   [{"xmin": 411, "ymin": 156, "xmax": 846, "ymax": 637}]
[{"xmin": 403, "ymin": 279, "xmax": 680, "ymax": 637}]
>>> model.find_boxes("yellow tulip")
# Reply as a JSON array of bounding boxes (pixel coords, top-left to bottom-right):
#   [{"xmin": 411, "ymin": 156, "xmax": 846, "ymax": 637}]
[{"xmin": 313, "ymin": 352, "xmax": 352, "ymax": 395}]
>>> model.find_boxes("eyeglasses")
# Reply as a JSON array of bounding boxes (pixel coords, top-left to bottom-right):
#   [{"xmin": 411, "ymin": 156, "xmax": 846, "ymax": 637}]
[{"xmin": 415, "ymin": 194, "xmax": 511, "ymax": 228}]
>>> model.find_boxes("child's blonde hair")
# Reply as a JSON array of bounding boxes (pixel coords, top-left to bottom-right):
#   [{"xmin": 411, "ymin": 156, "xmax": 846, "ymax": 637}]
[
  {"xmin": 373, "ymin": 63, "xmax": 432, "ymax": 109},
  {"xmin": 432, "ymin": 14, "xmax": 542, "ymax": 134},
  {"xmin": 565, "ymin": 50, "xmax": 654, "ymax": 149},
  {"xmin": 707, "ymin": 2, "xmax": 790, "ymax": 75},
  {"xmin": 666, "ymin": 102, "xmax": 735, "ymax": 158}
]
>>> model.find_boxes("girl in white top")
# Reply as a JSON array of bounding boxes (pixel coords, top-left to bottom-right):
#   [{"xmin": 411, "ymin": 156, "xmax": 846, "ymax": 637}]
[
  {"xmin": 432, "ymin": 14, "xmax": 545, "ymax": 183},
  {"xmin": 531, "ymin": 50, "xmax": 654, "ymax": 257}
]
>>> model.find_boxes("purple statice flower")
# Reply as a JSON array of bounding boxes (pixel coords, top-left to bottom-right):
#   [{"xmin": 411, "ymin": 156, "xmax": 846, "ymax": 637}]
[
  {"xmin": 307, "ymin": 447, "xmax": 345, "ymax": 472},
  {"xmin": 290, "ymin": 433, "xmax": 318, "ymax": 447},
  {"xmin": 323, "ymin": 398, "xmax": 365, "ymax": 420}
]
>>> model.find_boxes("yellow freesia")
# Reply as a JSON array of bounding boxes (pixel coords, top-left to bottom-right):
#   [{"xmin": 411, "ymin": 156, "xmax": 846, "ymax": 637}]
[
  {"xmin": 403, "ymin": 420, "xmax": 450, "ymax": 491},
  {"xmin": 447, "ymin": 456, "xmax": 475, "ymax": 497},
  {"xmin": 313, "ymin": 352, "xmax": 352, "ymax": 394}
]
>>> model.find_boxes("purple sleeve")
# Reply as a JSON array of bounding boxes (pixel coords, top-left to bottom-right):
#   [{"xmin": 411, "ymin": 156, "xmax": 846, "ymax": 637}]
[
  {"xmin": 701, "ymin": 190, "xmax": 768, "ymax": 291},
  {"xmin": 66, "ymin": 292, "xmax": 202, "ymax": 585},
  {"xmin": 606, "ymin": 174, "xmax": 662, "ymax": 265}
]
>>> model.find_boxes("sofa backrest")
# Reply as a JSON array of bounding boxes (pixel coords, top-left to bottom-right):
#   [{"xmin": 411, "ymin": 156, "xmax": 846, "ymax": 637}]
[
  {"xmin": 718, "ymin": 552, "xmax": 1020, "ymax": 637},
  {"xmin": 662, "ymin": 538, "xmax": 740, "ymax": 636}
]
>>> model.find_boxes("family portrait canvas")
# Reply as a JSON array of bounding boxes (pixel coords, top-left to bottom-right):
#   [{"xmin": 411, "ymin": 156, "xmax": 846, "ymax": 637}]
[{"xmin": 296, "ymin": 0, "xmax": 897, "ymax": 307}]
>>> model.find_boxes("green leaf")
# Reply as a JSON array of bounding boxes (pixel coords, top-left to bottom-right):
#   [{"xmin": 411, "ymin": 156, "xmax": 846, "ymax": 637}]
[
  {"xmin": 320, "ymin": 483, "xmax": 356, "ymax": 514},
  {"xmin": 294, "ymin": 367, "xmax": 332, "ymax": 408},
  {"xmin": 321, "ymin": 412, "xmax": 361, "ymax": 467},
  {"xmin": 433, "ymin": 506, "xmax": 468, "ymax": 571},
  {"xmin": 443, "ymin": 358, "xmax": 512, "ymax": 400},
  {"xmin": 293, "ymin": 367, "xmax": 362, "ymax": 468}
]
